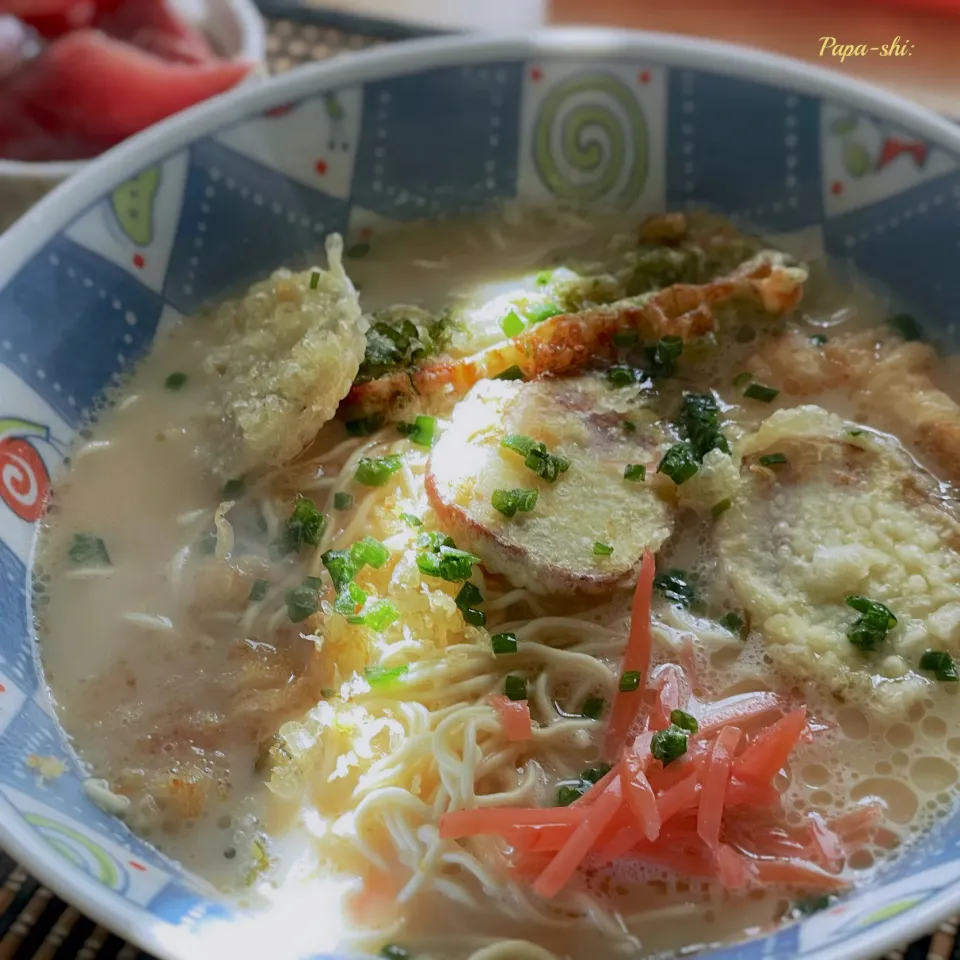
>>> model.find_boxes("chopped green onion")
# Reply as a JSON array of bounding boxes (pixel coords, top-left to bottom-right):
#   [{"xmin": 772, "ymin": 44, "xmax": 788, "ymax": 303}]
[
  {"xmin": 582, "ymin": 696, "xmax": 605, "ymax": 720},
  {"xmin": 651, "ymin": 724, "xmax": 690, "ymax": 765},
  {"xmin": 732, "ymin": 372, "xmax": 753, "ymax": 389},
  {"xmin": 848, "ymin": 429, "xmax": 865, "ymax": 438},
  {"xmin": 887, "ymin": 313, "xmax": 925, "ymax": 342},
  {"xmin": 719, "ymin": 611, "xmax": 745, "ymax": 636},
  {"xmin": 346, "ymin": 242, "xmax": 370, "ymax": 259},
  {"xmin": 501, "ymin": 434, "xmax": 536, "ymax": 456},
  {"xmin": 535, "ymin": 270, "xmax": 553, "ymax": 287},
  {"xmin": 556, "ymin": 785, "xmax": 582, "ymax": 807},
  {"xmin": 593, "ymin": 542, "xmax": 614, "ymax": 556},
  {"xmin": 491, "ymin": 632, "xmax": 518, "ymax": 655},
  {"xmin": 654, "ymin": 569, "xmax": 695, "ymax": 607},
  {"xmin": 644, "ymin": 335, "xmax": 683, "ymax": 379},
  {"xmin": 845, "ymin": 595, "xmax": 897, "ymax": 651},
  {"xmin": 759, "ymin": 453, "xmax": 787, "ymax": 467},
  {"xmin": 345, "ymin": 415, "xmax": 383, "ymax": 437},
  {"xmin": 657, "ymin": 442, "xmax": 698, "ymax": 485},
  {"xmin": 397, "ymin": 414, "xmax": 436, "ymax": 448},
  {"xmin": 355, "ymin": 455, "xmax": 403, "ymax": 487},
  {"xmin": 350, "ymin": 536, "xmax": 390, "ymax": 569},
  {"xmin": 348, "ymin": 598, "xmax": 400, "ymax": 631},
  {"xmin": 455, "ymin": 582, "xmax": 485, "ymax": 628},
  {"xmin": 810, "ymin": 334, "xmax": 828, "ymax": 346},
  {"xmin": 501, "ymin": 434, "xmax": 570, "ymax": 483},
  {"xmin": 286, "ymin": 577, "xmax": 322, "ymax": 623},
  {"xmin": 743, "ymin": 382, "xmax": 780, "ymax": 403},
  {"xmin": 612, "ymin": 330, "xmax": 640, "ymax": 347},
  {"xmin": 309, "ymin": 271, "xmax": 320, "ymax": 290},
  {"xmin": 400, "ymin": 512, "xmax": 423, "ymax": 527},
  {"xmin": 364, "ymin": 665, "xmax": 407, "ymax": 689},
  {"xmin": 380, "ymin": 944, "xmax": 411, "ymax": 960},
  {"xmin": 919, "ymin": 650, "xmax": 959, "ymax": 682},
  {"xmin": 334, "ymin": 492, "xmax": 353, "ymax": 511},
  {"xmin": 711, "ymin": 498, "xmax": 732, "ymax": 518},
  {"xmin": 273, "ymin": 496, "xmax": 325, "ymax": 557},
  {"xmin": 619, "ymin": 670, "xmax": 641, "ymax": 692},
  {"xmin": 68, "ymin": 533, "xmax": 111, "ymax": 567},
  {"xmin": 492, "ymin": 487, "xmax": 538, "ymax": 517},
  {"xmin": 333, "ymin": 580, "xmax": 367, "ymax": 617},
  {"xmin": 623, "ymin": 420, "xmax": 637, "ymax": 433},
  {"xmin": 164, "ymin": 372, "xmax": 187, "ymax": 391},
  {"xmin": 501, "ymin": 310, "xmax": 525, "ymax": 338},
  {"xmin": 505, "ymin": 675, "xmax": 527, "ymax": 701},
  {"xmin": 248, "ymin": 579, "xmax": 269, "ymax": 603},
  {"xmin": 680, "ymin": 394, "xmax": 730, "ymax": 461},
  {"xmin": 416, "ymin": 546, "xmax": 480, "ymax": 582},
  {"xmin": 525, "ymin": 303, "xmax": 562, "ymax": 324},
  {"xmin": 624, "ymin": 464, "xmax": 646, "ymax": 482},
  {"xmin": 670, "ymin": 709, "xmax": 699, "ymax": 734},
  {"xmin": 222, "ymin": 477, "xmax": 246, "ymax": 499},
  {"xmin": 581, "ymin": 765, "xmax": 611, "ymax": 785},
  {"xmin": 493, "ymin": 364, "xmax": 525, "ymax": 381},
  {"xmin": 607, "ymin": 365, "xmax": 638, "ymax": 387},
  {"xmin": 416, "ymin": 530, "xmax": 455, "ymax": 551}
]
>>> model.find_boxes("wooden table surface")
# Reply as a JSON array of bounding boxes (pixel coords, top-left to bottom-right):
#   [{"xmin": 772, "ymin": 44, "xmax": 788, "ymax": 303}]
[{"xmin": 549, "ymin": 0, "xmax": 960, "ymax": 117}]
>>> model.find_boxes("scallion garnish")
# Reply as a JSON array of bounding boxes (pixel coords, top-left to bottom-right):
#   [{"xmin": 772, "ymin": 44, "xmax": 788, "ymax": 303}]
[
  {"xmin": 670, "ymin": 709, "xmax": 699, "ymax": 734},
  {"xmin": 492, "ymin": 488, "xmax": 538, "ymax": 517},
  {"xmin": 350, "ymin": 536, "xmax": 390, "ymax": 569},
  {"xmin": 919, "ymin": 650, "xmax": 959, "ymax": 682},
  {"xmin": 657, "ymin": 442, "xmax": 698, "ymax": 485},
  {"xmin": 397, "ymin": 414, "xmax": 436, "ymax": 448},
  {"xmin": 651, "ymin": 724, "xmax": 690, "ymax": 765},
  {"xmin": 500, "ymin": 434, "xmax": 570, "ymax": 483},
  {"xmin": 164, "ymin": 372, "xmax": 187, "ymax": 391},
  {"xmin": 743, "ymin": 382, "xmax": 780, "ymax": 403},
  {"xmin": 345, "ymin": 415, "xmax": 384, "ymax": 437},
  {"xmin": 711, "ymin": 498, "xmax": 732, "ymax": 518},
  {"xmin": 732, "ymin": 372, "xmax": 753, "ymax": 389},
  {"xmin": 654, "ymin": 569, "xmax": 695, "ymax": 607},
  {"xmin": 334, "ymin": 492, "xmax": 353, "ymax": 511},
  {"xmin": 680, "ymin": 393, "xmax": 730, "ymax": 460},
  {"xmin": 759, "ymin": 452, "xmax": 787, "ymax": 467},
  {"xmin": 491, "ymin": 632, "xmax": 518, "ymax": 655},
  {"xmin": 416, "ymin": 545, "xmax": 480, "ymax": 582},
  {"xmin": 355, "ymin": 455, "xmax": 403, "ymax": 487},
  {"xmin": 286, "ymin": 577, "xmax": 322, "ymax": 623},
  {"xmin": 594, "ymin": 542, "xmax": 614, "ymax": 556},
  {"xmin": 845, "ymin": 595, "xmax": 897, "ymax": 651},
  {"xmin": 248, "ymin": 579, "xmax": 269, "ymax": 603},
  {"xmin": 582, "ymin": 696, "xmax": 605, "ymax": 720},
  {"xmin": 400, "ymin": 512, "xmax": 423, "ymax": 527},
  {"xmin": 535, "ymin": 270, "xmax": 553, "ymax": 287},
  {"xmin": 505, "ymin": 675, "xmax": 527, "ymax": 701},
  {"xmin": 348, "ymin": 598, "xmax": 399, "ymax": 631},
  {"xmin": 556, "ymin": 785, "xmax": 582, "ymax": 806},
  {"xmin": 493, "ymin": 364, "xmax": 525, "ymax": 381},
  {"xmin": 623, "ymin": 420, "xmax": 637, "ymax": 433},
  {"xmin": 501, "ymin": 310, "xmax": 525, "ymax": 338},
  {"xmin": 526, "ymin": 303, "xmax": 562, "ymax": 324},
  {"xmin": 619, "ymin": 670, "xmax": 641, "ymax": 692},
  {"xmin": 364, "ymin": 664, "xmax": 408, "ymax": 687},
  {"xmin": 624, "ymin": 464, "xmax": 645, "ymax": 482},
  {"xmin": 607, "ymin": 365, "xmax": 638, "ymax": 387},
  {"xmin": 309, "ymin": 271, "xmax": 320, "ymax": 290},
  {"xmin": 68, "ymin": 533, "xmax": 111, "ymax": 567},
  {"xmin": 644, "ymin": 335, "xmax": 683, "ymax": 379},
  {"xmin": 719, "ymin": 611, "xmax": 745, "ymax": 637},
  {"xmin": 455, "ymin": 582, "xmax": 485, "ymax": 627},
  {"xmin": 273, "ymin": 496, "xmax": 325, "ymax": 557}
]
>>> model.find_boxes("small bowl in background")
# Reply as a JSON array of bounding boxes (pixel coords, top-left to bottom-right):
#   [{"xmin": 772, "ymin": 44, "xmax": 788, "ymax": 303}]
[{"xmin": 0, "ymin": 0, "xmax": 266, "ymax": 231}]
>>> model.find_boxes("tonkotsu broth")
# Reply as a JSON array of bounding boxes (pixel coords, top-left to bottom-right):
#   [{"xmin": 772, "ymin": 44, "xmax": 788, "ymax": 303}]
[{"xmin": 35, "ymin": 209, "xmax": 960, "ymax": 960}]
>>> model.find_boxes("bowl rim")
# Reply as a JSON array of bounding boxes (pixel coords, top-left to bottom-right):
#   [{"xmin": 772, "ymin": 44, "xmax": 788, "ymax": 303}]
[
  {"xmin": 4, "ymin": 25, "xmax": 960, "ymax": 960},
  {"xmin": 0, "ymin": 0, "xmax": 267, "ymax": 181}
]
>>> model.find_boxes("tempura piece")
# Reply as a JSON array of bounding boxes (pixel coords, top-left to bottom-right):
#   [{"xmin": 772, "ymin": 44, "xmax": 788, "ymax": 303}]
[{"xmin": 205, "ymin": 233, "xmax": 367, "ymax": 478}]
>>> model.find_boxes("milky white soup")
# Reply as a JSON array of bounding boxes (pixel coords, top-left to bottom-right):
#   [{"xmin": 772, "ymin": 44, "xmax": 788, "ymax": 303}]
[{"xmin": 36, "ymin": 209, "xmax": 960, "ymax": 960}]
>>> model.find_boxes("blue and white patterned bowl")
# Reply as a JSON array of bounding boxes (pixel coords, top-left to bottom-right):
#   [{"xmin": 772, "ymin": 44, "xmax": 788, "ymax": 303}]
[{"xmin": 1, "ymin": 28, "xmax": 959, "ymax": 960}]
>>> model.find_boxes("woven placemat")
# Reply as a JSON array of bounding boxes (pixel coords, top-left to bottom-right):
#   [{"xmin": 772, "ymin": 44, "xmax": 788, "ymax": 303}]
[{"xmin": 0, "ymin": 10, "xmax": 957, "ymax": 960}]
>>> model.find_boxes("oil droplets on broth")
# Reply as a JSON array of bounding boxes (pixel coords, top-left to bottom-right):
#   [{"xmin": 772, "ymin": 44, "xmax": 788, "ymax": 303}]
[{"xmin": 33, "ymin": 208, "xmax": 960, "ymax": 960}]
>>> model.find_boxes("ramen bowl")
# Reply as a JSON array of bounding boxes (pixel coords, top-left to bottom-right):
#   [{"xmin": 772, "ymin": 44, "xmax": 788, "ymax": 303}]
[{"xmin": 1, "ymin": 27, "xmax": 960, "ymax": 960}]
